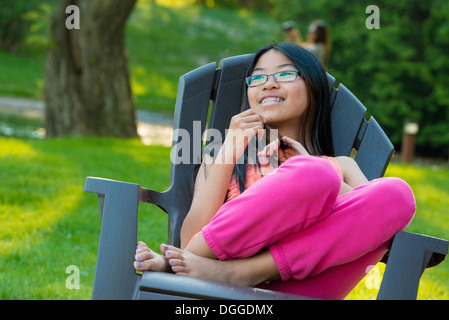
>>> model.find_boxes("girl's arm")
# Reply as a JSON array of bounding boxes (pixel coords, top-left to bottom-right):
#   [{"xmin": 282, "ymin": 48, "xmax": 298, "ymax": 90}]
[
  {"xmin": 180, "ymin": 152, "xmax": 234, "ymax": 248},
  {"xmin": 180, "ymin": 109, "xmax": 266, "ymax": 248},
  {"xmin": 336, "ymin": 156, "xmax": 368, "ymax": 190}
]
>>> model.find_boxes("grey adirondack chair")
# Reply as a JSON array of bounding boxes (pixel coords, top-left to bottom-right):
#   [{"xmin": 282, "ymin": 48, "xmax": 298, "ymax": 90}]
[{"xmin": 84, "ymin": 54, "xmax": 448, "ymax": 300}]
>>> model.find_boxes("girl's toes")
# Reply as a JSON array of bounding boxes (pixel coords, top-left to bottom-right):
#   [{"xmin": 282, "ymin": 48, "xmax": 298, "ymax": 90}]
[
  {"xmin": 165, "ymin": 249, "xmax": 182, "ymax": 259},
  {"xmin": 160, "ymin": 243, "xmax": 169, "ymax": 255},
  {"xmin": 169, "ymin": 260, "xmax": 187, "ymax": 274},
  {"xmin": 168, "ymin": 258, "xmax": 184, "ymax": 267},
  {"xmin": 134, "ymin": 261, "xmax": 144, "ymax": 270}
]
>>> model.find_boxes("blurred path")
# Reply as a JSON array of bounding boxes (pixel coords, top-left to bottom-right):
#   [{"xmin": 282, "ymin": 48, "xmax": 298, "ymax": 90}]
[{"xmin": 0, "ymin": 96, "xmax": 173, "ymax": 146}]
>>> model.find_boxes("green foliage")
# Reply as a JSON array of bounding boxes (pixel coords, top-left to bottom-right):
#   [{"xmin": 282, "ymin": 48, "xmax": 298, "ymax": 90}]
[
  {"xmin": 0, "ymin": 0, "xmax": 35, "ymax": 52},
  {"xmin": 270, "ymin": 0, "xmax": 449, "ymax": 157},
  {"xmin": 0, "ymin": 0, "xmax": 56, "ymax": 53}
]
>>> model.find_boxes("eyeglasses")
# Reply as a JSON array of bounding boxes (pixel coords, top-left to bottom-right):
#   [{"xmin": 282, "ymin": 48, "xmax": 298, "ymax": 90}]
[{"xmin": 246, "ymin": 70, "xmax": 302, "ymax": 87}]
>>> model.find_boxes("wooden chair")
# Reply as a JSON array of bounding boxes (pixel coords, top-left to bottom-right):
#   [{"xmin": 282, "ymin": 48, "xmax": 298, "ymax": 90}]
[{"xmin": 84, "ymin": 54, "xmax": 448, "ymax": 300}]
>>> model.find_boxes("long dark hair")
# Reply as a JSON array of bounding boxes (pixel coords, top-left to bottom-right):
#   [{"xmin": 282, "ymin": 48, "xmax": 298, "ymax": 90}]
[{"xmin": 233, "ymin": 42, "xmax": 334, "ymax": 193}]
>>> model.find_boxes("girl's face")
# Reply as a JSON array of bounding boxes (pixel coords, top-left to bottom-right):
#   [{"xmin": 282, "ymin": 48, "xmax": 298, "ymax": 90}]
[{"xmin": 247, "ymin": 49, "xmax": 309, "ymax": 133}]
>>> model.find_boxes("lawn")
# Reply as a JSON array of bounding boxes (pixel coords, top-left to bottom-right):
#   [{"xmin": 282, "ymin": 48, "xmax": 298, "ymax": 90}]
[
  {"xmin": 346, "ymin": 162, "xmax": 449, "ymax": 300},
  {"xmin": 0, "ymin": 137, "xmax": 171, "ymax": 299},
  {"xmin": 0, "ymin": 136, "xmax": 448, "ymax": 299}
]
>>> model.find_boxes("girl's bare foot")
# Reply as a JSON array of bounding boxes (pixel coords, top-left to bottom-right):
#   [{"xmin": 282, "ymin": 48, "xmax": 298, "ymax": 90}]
[
  {"xmin": 134, "ymin": 241, "xmax": 170, "ymax": 272},
  {"xmin": 164, "ymin": 245, "xmax": 273, "ymax": 287}
]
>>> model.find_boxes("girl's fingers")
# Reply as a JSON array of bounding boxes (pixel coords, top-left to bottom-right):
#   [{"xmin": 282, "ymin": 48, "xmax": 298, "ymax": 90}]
[
  {"xmin": 231, "ymin": 110, "xmax": 266, "ymax": 130},
  {"xmin": 257, "ymin": 139, "xmax": 280, "ymax": 157},
  {"xmin": 240, "ymin": 108, "xmax": 266, "ymax": 121},
  {"xmin": 280, "ymin": 136, "xmax": 309, "ymax": 155},
  {"xmin": 257, "ymin": 128, "xmax": 265, "ymax": 141}
]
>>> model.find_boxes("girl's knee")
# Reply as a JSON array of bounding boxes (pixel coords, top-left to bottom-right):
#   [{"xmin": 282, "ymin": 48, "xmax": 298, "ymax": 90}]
[
  {"xmin": 282, "ymin": 155, "xmax": 341, "ymax": 189},
  {"xmin": 372, "ymin": 177, "xmax": 416, "ymax": 229}
]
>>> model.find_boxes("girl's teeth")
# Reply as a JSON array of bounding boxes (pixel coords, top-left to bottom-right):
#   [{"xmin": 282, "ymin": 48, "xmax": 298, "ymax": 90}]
[{"xmin": 261, "ymin": 97, "xmax": 284, "ymax": 104}]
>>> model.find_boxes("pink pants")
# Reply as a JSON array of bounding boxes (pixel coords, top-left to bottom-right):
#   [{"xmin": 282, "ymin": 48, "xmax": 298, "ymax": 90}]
[{"xmin": 201, "ymin": 155, "xmax": 416, "ymax": 299}]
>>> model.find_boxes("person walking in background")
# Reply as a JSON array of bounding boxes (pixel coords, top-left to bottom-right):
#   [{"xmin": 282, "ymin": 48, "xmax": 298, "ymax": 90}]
[{"xmin": 283, "ymin": 20, "xmax": 331, "ymax": 69}]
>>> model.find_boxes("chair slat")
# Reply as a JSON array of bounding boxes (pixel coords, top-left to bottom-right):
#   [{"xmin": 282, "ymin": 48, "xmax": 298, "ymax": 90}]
[
  {"xmin": 208, "ymin": 54, "xmax": 250, "ymax": 138},
  {"xmin": 331, "ymin": 83, "xmax": 367, "ymax": 157},
  {"xmin": 355, "ymin": 116, "xmax": 394, "ymax": 180},
  {"xmin": 166, "ymin": 62, "xmax": 217, "ymax": 246}
]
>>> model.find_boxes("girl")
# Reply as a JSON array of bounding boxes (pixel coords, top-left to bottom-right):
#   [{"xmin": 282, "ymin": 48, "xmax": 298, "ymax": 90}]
[{"xmin": 134, "ymin": 42, "xmax": 415, "ymax": 299}]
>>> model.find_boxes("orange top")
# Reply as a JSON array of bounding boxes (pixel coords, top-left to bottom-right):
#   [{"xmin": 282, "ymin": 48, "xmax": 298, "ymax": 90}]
[
  {"xmin": 225, "ymin": 153, "xmax": 343, "ymax": 203},
  {"xmin": 187, "ymin": 152, "xmax": 344, "ymax": 246}
]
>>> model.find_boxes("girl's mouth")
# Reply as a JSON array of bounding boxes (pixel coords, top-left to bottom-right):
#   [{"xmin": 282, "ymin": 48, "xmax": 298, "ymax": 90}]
[{"xmin": 260, "ymin": 97, "xmax": 284, "ymax": 105}]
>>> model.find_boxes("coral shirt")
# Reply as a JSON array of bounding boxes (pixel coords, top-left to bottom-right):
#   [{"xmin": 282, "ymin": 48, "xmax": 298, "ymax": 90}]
[
  {"xmin": 188, "ymin": 152, "xmax": 343, "ymax": 246},
  {"xmin": 225, "ymin": 153, "xmax": 343, "ymax": 203}
]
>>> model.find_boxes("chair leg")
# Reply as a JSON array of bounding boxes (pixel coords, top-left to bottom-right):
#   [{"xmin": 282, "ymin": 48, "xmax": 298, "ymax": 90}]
[
  {"xmin": 377, "ymin": 231, "xmax": 448, "ymax": 300},
  {"xmin": 85, "ymin": 177, "xmax": 141, "ymax": 300}
]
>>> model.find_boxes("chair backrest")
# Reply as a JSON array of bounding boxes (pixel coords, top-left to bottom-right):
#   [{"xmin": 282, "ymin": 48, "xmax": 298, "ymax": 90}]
[{"xmin": 152, "ymin": 54, "xmax": 394, "ymax": 247}]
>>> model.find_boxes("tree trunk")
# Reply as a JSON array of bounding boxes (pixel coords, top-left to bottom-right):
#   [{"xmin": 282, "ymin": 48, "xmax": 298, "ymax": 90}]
[{"xmin": 44, "ymin": 0, "xmax": 137, "ymax": 137}]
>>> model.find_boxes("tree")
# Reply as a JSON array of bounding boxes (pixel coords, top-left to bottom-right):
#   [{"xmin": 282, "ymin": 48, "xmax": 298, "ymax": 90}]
[
  {"xmin": 0, "ymin": 0, "xmax": 42, "ymax": 53},
  {"xmin": 44, "ymin": 0, "xmax": 137, "ymax": 137}
]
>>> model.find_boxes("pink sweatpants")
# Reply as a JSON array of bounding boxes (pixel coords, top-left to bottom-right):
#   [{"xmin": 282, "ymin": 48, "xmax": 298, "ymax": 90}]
[{"xmin": 201, "ymin": 155, "xmax": 416, "ymax": 299}]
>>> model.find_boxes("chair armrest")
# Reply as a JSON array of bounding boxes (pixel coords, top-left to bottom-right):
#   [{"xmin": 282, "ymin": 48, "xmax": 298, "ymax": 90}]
[
  {"xmin": 377, "ymin": 231, "xmax": 448, "ymax": 300},
  {"xmin": 84, "ymin": 177, "xmax": 143, "ymax": 299},
  {"xmin": 137, "ymin": 271, "xmax": 315, "ymax": 300}
]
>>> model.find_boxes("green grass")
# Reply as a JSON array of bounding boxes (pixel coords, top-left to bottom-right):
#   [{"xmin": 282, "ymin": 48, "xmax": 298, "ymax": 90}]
[
  {"xmin": 0, "ymin": 137, "xmax": 170, "ymax": 299},
  {"xmin": 0, "ymin": 0, "xmax": 281, "ymax": 114},
  {"xmin": 346, "ymin": 161, "xmax": 449, "ymax": 300},
  {"xmin": 0, "ymin": 51, "xmax": 46, "ymax": 98},
  {"xmin": 0, "ymin": 136, "xmax": 448, "ymax": 299}
]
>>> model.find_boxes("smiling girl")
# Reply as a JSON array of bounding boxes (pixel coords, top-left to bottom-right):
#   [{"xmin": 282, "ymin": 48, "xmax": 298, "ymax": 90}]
[{"xmin": 134, "ymin": 42, "xmax": 415, "ymax": 299}]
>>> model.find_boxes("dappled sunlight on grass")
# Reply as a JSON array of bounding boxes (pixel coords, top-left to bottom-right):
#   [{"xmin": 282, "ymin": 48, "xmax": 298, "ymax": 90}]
[
  {"xmin": 0, "ymin": 137, "xmax": 448, "ymax": 299},
  {"xmin": 0, "ymin": 138, "xmax": 38, "ymax": 158},
  {"xmin": 346, "ymin": 162, "xmax": 449, "ymax": 299},
  {"xmin": 135, "ymin": 0, "xmax": 199, "ymax": 22},
  {"xmin": 0, "ymin": 137, "xmax": 172, "ymax": 299},
  {"xmin": 385, "ymin": 163, "xmax": 449, "ymax": 239},
  {"xmin": 418, "ymin": 270, "xmax": 449, "ymax": 299},
  {"xmin": 388, "ymin": 163, "xmax": 449, "ymax": 300},
  {"xmin": 154, "ymin": 0, "xmax": 196, "ymax": 9},
  {"xmin": 0, "ymin": 185, "xmax": 82, "ymax": 255},
  {"xmin": 346, "ymin": 262, "xmax": 386, "ymax": 300},
  {"xmin": 131, "ymin": 65, "xmax": 149, "ymax": 96},
  {"xmin": 131, "ymin": 67, "xmax": 177, "ymax": 101},
  {"xmin": 0, "ymin": 139, "xmax": 82, "ymax": 255}
]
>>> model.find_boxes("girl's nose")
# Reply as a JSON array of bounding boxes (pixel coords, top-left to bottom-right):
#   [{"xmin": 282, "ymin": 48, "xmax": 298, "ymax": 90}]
[{"xmin": 262, "ymin": 75, "xmax": 280, "ymax": 90}]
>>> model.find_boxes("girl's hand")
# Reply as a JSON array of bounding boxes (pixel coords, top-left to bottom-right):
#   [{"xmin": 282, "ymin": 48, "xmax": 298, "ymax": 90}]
[
  {"xmin": 257, "ymin": 136, "xmax": 309, "ymax": 159},
  {"xmin": 219, "ymin": 109, "xmax": 266, "ymax": 164}
]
